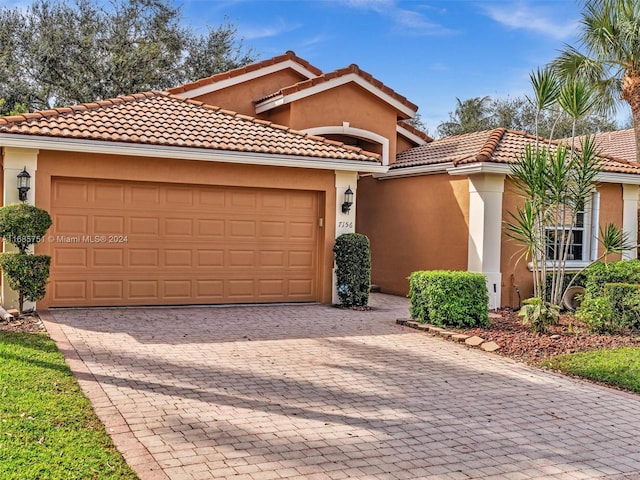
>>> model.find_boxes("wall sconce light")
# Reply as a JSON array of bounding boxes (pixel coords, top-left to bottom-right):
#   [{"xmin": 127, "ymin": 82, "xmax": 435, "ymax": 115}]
[
  {"xmin": 17, "ymin": 167, "xmax": 31, "ymax": 202},
  {"xmin": 341, "ymin": 186, "xmax": 354, "ymax": 213}
]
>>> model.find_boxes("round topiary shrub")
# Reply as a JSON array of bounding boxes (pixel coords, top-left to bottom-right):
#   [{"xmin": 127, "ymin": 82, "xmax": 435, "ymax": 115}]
[
  {"xmin": 333, "ymin": 233, "xmax": 371, "ymax": 308},
  {"xmin": 0, "ymin": 203, "xmax": 52, "ymax": 253}
]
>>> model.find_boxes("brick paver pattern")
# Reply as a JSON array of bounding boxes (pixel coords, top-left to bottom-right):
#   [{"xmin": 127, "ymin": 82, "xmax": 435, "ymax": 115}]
[{"xmin": 46, "ymin": 294, "xmax": 640, "ymax": 480}]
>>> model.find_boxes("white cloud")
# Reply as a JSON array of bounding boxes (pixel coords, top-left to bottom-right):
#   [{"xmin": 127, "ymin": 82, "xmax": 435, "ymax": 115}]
[
  {"xmin": 240, "ymin": 19, "xmax": 301, "ymax": 40},
  {"xmin": 481, "ymin": 1, "xmax": 579, "ymax": 41},
  {"xmin": 339, "ymin": 0, "xmax": 454, "ymax": 36}
]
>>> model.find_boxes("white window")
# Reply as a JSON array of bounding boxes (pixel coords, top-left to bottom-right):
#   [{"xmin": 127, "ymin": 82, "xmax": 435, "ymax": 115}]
[{"xmin": 545, "ymin": 192, "xmax": 598, "ymax": 265}]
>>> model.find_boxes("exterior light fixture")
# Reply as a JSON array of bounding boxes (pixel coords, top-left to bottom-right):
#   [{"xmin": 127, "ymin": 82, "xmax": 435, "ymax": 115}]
[
  {"xmin": 341, "ymin": 186, "xmax": 354, "ymax": 213},
  {"xmin": 17, "ymin": 167, "xmax": 31, "ymax": 202}
]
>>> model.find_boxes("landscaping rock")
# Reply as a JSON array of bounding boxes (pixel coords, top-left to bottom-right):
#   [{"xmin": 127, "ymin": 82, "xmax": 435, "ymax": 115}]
[
  {"xmin": 406, "ymin": 321, "xmax": 420, "ymax": 329},
  {"xmin": 416, "ymin": 324, "xmax": 430, "ymax": 331},
  {"xmin": 7, "ymin": 309, "xmax": 19, "ymax": 317},
  {"xmin": 550, "ymin": 334, "xmax": 561, "ymax": 339},
  {"xmin": 452, "ymin": 334, "xmax": 470, "ymax": 343},
  {"xmin": 427, "ymin": 326, "xmax": 445, "ymax": 333},
  {"xmin": 396, "ymin": 319, "xmax": 408, "ymax": 325},
  {"xmin": 481, "ymin": 341, "xmax": 501, "ymax": 352},
  {"xmin": 438, "ymin": 331, "xmax": 456, "ymax": 338},
  {"xmin": 465, "ymin": 336, "xmax": 485, "ymax": 347}
]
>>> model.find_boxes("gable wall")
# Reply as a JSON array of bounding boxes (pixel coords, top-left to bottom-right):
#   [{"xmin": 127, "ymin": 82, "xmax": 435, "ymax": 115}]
[
  {"xmin": 287, "ymin": 83, "xmax": 399, "ymax": 159},
  {"xmin": 190, "ymin": 69, "xmax": 308, "ymax": 116}
]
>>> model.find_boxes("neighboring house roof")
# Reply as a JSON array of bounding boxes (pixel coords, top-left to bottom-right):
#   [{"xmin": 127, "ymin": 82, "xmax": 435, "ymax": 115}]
[
  {"xmin": 254, "ymin": 64, "xmax": 418, "ymax": 118},
  {"xmin": 0, "ymin": 91, "xmax": 380, "ymax": 162},
  {"xmin": 574, "ymin": 128, "xmax": 636, "ymax": 163},
  {"xmin": 394, "ymin": 128, "xmax": 640, "ymax": 175},
  {"xmin": 167, "ymin": 50, "xmax": 323, "ymax": 97}
]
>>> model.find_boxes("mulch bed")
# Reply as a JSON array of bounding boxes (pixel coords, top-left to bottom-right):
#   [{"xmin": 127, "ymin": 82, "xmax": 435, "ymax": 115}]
[
  {"xmin": 0, "ymin": 313, "xmax": 46, "ymax": 334},
  {"xmin": 461, "ymin": 309, "xmax": 640, "ymax": 365}
]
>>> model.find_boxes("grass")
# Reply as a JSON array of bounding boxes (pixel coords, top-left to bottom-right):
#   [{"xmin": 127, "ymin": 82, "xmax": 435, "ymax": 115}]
[
  {"xmin": 0, "ymin": 332, "xmax": 138, "ymax": 480},
  {"xmin": 542, "ymin": 346, "xmax": 640, "ymax": 393}
]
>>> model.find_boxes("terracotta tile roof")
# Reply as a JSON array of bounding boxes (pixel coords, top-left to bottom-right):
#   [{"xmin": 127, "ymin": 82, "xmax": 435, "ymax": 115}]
[
  {"xmin": 397, "ymin": 121, "xmax": 433, "ymax": 143},
  {"xmin": 394, "ymin": 128, "xmax": 640, "ymax": 175},
  {"xmin": 0, "ymin": 91, "xmax": 380, "ymax": 162},
  {"xmin": 167, "ymin": 51, "xmax": 323, "ymax": 95},
  {"xmin": 255, "ymin": 64, "xmax": 419, "ymax": 114},
  {"xmin": 569, "ymin": 129, "xmax": 637, "ymax": 163}
]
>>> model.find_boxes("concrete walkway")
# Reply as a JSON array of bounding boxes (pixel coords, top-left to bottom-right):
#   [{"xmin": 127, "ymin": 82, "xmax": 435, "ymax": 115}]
[{"xmin": 42, "ymin": 294, "xmax": 640, "ymax": 480}]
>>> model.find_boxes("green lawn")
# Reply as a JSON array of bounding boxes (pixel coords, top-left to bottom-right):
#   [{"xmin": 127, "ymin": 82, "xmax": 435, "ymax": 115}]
[
  {"xmin": 542, "ymin": 346, "xmax": 640, "ymax": 393},
  {"xmin": 0, "ymin": 332, "xmax": 138, "ymax": 480}
]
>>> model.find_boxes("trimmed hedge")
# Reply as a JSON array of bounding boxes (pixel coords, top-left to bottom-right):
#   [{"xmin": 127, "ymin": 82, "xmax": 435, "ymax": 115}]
[
  {"xmin": 604, "ymin": 283, "xmax": 640, "ymax": 330},
  {"xmin": 333, "ymin": 233, "xmax": 371, "ymax": 307},
  {"xmin": 583, "ymin": 260, "xmax": 640, "ymax": 298},
  {"xmin": 409, "ymin": 270, "xmax": 489, "ymax": 328}
]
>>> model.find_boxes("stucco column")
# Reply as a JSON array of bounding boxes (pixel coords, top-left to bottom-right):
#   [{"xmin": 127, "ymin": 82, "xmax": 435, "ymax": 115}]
[
  {"xmin": 333, "ymin": 170, "xmax": 358, "ymax": 304},
  {"xmin": 467, "ymin": 173, "xmax": 505, "ymax": 310},
  {"xmin": 622, "ymin": 184, "xmax": 639, "ymax": 260},
  {"xmin": 2, "ymin": 147, "xmax": 39, "ymax": 311}
]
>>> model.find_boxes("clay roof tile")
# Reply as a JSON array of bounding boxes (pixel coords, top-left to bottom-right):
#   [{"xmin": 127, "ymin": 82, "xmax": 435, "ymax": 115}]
[{"xmin": 0, "ymin": 91, "xmax": 379, "ymax": 163}]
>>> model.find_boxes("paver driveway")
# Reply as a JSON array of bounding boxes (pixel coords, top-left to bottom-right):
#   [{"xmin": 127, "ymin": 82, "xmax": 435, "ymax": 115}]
[{"xmin": 42, "ymin": 294, "xmax": 640, "ymax": 480}]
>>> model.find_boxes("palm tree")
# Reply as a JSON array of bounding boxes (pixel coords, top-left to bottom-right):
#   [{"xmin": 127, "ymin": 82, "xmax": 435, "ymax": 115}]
[
  {"xmin": 436, "ymin": 96, "xmax": 493, "ymax": 137},
  {"xmin": 553, "ymin": 0, "xmax": 640, "ymax": 162}
]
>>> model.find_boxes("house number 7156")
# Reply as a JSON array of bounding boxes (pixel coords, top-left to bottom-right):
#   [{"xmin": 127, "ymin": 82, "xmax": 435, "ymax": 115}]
[{"xmin": 338, "ymin": 221, "xmax": 353, "ymax": 228}]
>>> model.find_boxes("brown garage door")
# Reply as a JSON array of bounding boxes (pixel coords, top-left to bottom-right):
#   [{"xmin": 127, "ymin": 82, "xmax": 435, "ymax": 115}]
[{"xmin": 48, "ymin": 178, "xmax": 321, "ymax": 306}]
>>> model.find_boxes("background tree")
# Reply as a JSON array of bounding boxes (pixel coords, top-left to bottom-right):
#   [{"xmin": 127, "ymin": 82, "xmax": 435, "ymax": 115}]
[
  {"xmin": 436, "ymin": 96, "xmax": 493, "ymax": 137},
  {"xmin": 553, "ymin": 0, "xmax": 640, "ymax": 161},
  {"xmin": 436, "ymin": 94, "xmax": 616, "ymax": 139},
  {"xmin": 403, "ymin": 112, "xmax": 429, "ymax": 135},
  {"xmin": 0, "ymin": 0, "xmax": 256, "ymax": 115}
]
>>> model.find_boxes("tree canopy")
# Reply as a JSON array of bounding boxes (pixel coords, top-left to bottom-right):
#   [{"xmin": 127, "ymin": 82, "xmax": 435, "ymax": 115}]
[
  {"xmin": 0, "ymin": 0, "xmax": 256, "ymax": 115},
  {"xmin": 436, "ymin": 94, "xmax": 616, "ymax": 139},
  {"xmin": 553, "ymin": 0, "xmax": 640, "ymax": 161}
]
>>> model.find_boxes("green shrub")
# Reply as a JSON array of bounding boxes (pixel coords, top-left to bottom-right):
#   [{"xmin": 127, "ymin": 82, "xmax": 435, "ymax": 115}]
[
  {"xmin": 603, "ymin": 283, "xmax": 640, "ymax": 330},
  {"xmin": 0, "ymin": 254, "xmax": 51, "ymax": 312},
  {"xmin": 518, "ymin": 297, "xmax": 560, "ymax": 333},
  {"xmin": 577, "ymin": 295, "xmax": 618, "ymax": 334},
  {"xmin": 0, "ymin": 203, "xmax": 52, "ymax": 253},
  {"xmin": 583, "ymin": 260, "xmax": 640, "ymax": 298},
  {"xmin": 409, "ymin": 270, "xmax": 489, "ymax": 328},
  {"xmin": 333, "ymin": 233, "xmax": 371, "ymax": 307}
]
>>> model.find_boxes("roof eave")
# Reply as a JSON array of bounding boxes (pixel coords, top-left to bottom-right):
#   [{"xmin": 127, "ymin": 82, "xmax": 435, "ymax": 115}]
[
  {"xmin": 255, "ymin": 73, "xmax": 417, "ymax": 118},
  {"xmin": 0, "ymin": 133, "xmax": 387, "ymax": 173},
  {"xmin": 171, "ymin": 59, "xmax": 320, "ymax": 100}
]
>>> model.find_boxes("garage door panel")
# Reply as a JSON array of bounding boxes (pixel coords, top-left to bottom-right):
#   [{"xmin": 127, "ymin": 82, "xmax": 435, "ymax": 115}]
[
  {"xmin": 52, "ymin": 280, "xmax": 87, "ymax": 302},
  {"xmin": 48, "ymin": 178, "xmax": 320, "ymax": 306},
  {"xmin": 92, "ymin": 280, "xmax": 123, "ymax": 300},
  {"xmin": 130, "ymin": 185, "xmax": 161, "ymax": 205},
  {"xmin": 93, "ymin": 216, "xmax": 125, "ymax": 234},
  {"xmin": 92, "ymin": 248, "xmax": 124, "ymax": 267},
  {"xmin": 55, "ymin": 214, "xmax": 88, "ymax": 234},
  {"xmin": 95, "ymin": 183, "xmax": 125, "ymax": 204},
  {"xmin": 129, "ymin": 280, "xmax": 159, "ymax": 299},
  {"xmin": 54, "ymin": 248, "xmax": 87, "ymax": 267},
  {"xmin": 130, "ymin": 217, "xmax": 160, "ymax": 235}
]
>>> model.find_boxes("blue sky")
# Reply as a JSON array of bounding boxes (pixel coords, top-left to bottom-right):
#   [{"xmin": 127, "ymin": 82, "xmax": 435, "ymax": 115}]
[{"xmin": 179, "ymin": 0, "xmax": 629, "ymax": 134}]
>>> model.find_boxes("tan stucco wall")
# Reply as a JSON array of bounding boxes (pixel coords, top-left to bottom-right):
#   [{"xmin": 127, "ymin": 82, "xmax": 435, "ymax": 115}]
[
  {"xmin": 396, "ymin": 136, "xmax": 415, "ymax": 156},
  {"xmin": 287, "ymin": 84, "xmax": 399, "ymax": 159},
  {"xmin": 34, "ymin": 150, "xmax": 339, "ymax": 307},
  {"xmin": 356, "ymin": 174, "xmax": 469, "ymax": 297},
  {"xmin": 598, "ymin": 182, "xmax": 623, "ymax": 259},
  {"xmin": 190, "ymin": 69, "xmax": 308, "ymax": 116}
]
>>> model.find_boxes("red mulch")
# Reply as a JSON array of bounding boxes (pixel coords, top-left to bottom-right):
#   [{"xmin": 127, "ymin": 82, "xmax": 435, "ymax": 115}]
[
  {"xmin": 461, "ymin": 310, "xmax": 640, "ymax": 365},
  {"xmin": 0, "ymin": 314, "xmax": 45, "ymax": 334}
]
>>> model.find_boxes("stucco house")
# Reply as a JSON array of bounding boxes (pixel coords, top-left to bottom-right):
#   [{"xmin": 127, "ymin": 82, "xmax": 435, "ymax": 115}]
[
  {"xmin": 357, "ymin": 128, "xmax": 640, "ymax": 309},
  {"xmin": 0, "ymin": 51, "xmax": 638, "ymax": 309}
]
